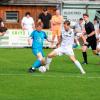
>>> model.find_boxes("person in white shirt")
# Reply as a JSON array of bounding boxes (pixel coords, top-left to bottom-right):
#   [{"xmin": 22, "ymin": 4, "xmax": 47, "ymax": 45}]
[
  {"xmin": 21, "ymin": 12, "xmax": 35, "ymax": 37},
  {"xmin": 74, "ymin": 18, "xmax": 86, "ymax": 48},
  {"xmin": 45, "ymin": 20, "xmax": 86, "ymax": 74},
  {"xmin": 93, "ymin": 18, "xmax": 100, "ymax": 55}
]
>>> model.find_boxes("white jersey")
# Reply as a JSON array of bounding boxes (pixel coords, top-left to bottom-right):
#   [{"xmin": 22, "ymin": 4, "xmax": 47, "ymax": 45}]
[
  {"xmin": 21, "ymin": 17, "xmax": 34, "ymax": 29},
  {"xmin": 61, "ymin": 28, "xmax": 74, "ymax": 48}
]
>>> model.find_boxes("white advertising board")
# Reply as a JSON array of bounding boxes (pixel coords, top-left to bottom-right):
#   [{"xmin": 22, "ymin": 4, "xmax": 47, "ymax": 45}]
[{"xmin": 0, "ymin": 29, "xmax": 53, "ymax": 48}]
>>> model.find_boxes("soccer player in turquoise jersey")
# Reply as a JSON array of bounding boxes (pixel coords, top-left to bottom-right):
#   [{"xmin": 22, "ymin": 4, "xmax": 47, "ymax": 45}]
[{"xmin": 28, "ymin": 22, "xmax": 50, "ymax": 73}]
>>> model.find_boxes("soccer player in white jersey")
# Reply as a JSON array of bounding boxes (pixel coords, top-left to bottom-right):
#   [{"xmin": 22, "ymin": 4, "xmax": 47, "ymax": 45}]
[{"xmin": 45, "ymin": 20, "xmax": 86, "ymax": 74}]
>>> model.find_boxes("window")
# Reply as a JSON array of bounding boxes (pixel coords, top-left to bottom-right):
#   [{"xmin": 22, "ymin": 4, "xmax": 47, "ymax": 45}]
[{"xmin": 5, "ymin": 11, "xmax": 18, "ymax": 22}]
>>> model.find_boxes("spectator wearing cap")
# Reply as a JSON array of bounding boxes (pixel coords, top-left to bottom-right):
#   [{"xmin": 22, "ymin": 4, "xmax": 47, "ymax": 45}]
[{"xmin": 38, "ymin": 8, "xmax": 52, "ymax": 29}]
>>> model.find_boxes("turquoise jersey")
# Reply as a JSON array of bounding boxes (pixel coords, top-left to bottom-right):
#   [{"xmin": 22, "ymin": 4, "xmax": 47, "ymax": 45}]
[{"xmin": 30, "ymin": 30, "xmax": 47, "ymax": 49}]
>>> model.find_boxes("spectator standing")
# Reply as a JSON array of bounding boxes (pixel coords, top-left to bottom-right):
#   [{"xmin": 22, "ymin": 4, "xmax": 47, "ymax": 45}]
[
  {"xmin": 51, "ymin": 9, "xmax": 63, "ymax": 48},
  {"xmin": 38, "ymin": 8, "xmax": 52, "ymax": 29},
  {"xmin": 21, "ymin": 12, "xmax": 35, "ymax": 37}
]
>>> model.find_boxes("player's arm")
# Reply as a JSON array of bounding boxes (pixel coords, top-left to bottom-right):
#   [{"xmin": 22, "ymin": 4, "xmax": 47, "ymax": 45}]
[
  {"xmin": 43, "ymin": 32, "xmax": 52, "ymax": 42},
  {"xmin": 87, "ymin": 31, "xmax": 95, "ymax": 38}
]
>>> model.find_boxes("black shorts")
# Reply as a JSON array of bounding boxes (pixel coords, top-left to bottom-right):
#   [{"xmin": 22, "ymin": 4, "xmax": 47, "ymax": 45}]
[{"xmin": 86, "ymin": 38, "xmax": 97, "ymax": 50}]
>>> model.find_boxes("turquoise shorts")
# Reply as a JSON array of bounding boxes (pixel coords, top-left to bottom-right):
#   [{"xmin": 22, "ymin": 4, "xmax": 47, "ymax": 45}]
[{"xmin": 32, "ymin": 48, "xmax": 44, "ymax": 57}]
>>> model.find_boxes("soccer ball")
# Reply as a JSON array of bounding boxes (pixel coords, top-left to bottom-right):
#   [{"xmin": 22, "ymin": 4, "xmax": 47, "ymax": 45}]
[{"xmin": 39, "ymin": 66, "xmax": 46, "ymax": 73}]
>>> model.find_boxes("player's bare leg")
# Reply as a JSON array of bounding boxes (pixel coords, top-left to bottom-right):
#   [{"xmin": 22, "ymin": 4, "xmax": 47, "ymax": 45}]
[{"xmin": 36, "ymin": 53, "xmax": 45, "ymax": 65}]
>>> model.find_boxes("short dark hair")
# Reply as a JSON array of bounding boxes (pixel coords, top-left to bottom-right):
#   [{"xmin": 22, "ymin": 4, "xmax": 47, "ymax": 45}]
[
  {"xmin": 83, "ymin": 13, "xmax": 89, "ymax": 17},
  {"xmin": 64, "ymin": 20, "xmax": 70, "ymax": 26},
  {"xmin": 43, "ymin": 8, "xmax": 47, "ymax": 12},
  {"xmin": 79, "ymin": 18, "xmax": 83, "ymax": 21},
  {"xmin": 25, "ymin": 12, "xmax": 31, "ymax": 16},
  {"xmin": 94, "ymin": 18, "xmax": 97, "ymax": 21}
]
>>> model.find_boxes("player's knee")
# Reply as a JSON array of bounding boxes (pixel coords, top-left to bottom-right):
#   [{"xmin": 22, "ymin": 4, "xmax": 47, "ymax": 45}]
[
  {"xmin": 70, "ymin": 55, "xmax": 76, "ymax": 62},
  {"xmin": 48, "ymin": 54, "xmax": 52, "ymax": 58},
  {"xmin": 82, "ymin": 46, "xmax": 87, "ymax": 52},
  {"xmin": 39, "ymin": 58, "xmax": 45, "ymax": 65}
]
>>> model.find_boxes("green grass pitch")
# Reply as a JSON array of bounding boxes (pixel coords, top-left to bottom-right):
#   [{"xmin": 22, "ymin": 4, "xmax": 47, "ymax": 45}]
[{"xmin": 0, "ymin": 48, "xmax": 100, "ymax": 100}]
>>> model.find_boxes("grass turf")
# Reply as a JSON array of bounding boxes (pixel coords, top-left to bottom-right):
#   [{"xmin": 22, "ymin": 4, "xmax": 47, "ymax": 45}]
[{"xmin": 0, "ymin": 48, "xmax": 100, "ymax": 100}]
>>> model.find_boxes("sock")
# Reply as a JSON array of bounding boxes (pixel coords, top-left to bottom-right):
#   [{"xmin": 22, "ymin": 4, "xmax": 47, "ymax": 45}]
[
  {"xmin": 46, "ymin": 57, "xmax": 52, "ymax": 64},
  {"xmin": 74, "ymin": 60, "xmax": 85, "ymax": 74},
  {"xmin": 82, "ymin": 52, "xmax": 87, "ymax": 63},
  {"xmin": 32, "ymin": 59, "xmax": 41, "ymax": 69},
  {"xmin": 45, "ymin": 57, "xmax": 52, "ymax": 70}
]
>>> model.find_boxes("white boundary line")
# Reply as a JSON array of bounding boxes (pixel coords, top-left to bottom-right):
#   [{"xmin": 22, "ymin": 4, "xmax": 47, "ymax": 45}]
[{"xmin": 0, "ymin": 73, "xmax": 100, "ymax": 79}]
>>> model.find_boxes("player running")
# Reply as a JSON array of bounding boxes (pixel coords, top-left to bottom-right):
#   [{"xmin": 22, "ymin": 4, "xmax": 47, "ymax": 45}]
[
  {"xmin": 28, "ymin": 22, "xmax": 51, "ymax": 73},
  {"xmin": 45, "ymin": 20, "xmax": 86, "ymax": 74}
]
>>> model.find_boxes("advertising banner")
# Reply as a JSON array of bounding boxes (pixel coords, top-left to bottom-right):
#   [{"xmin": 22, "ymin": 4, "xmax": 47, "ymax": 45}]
[
  {"xmin": 0, "ymin": 29, "xmax": 53, "ymax": 48},
  {"xmin": 63, "ymin": 9, "xmax": 86, "ymax": 25}
]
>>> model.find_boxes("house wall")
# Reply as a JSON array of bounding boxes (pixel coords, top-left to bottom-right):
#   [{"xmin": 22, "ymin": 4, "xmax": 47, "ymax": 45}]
[{"xmin": 0, "ymin": 5, "xmax": 56, "ymax": 29}]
